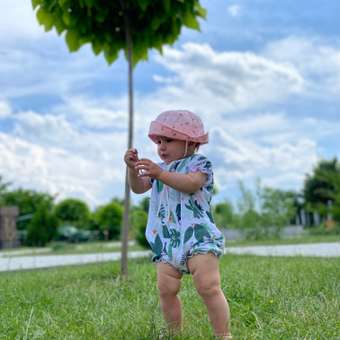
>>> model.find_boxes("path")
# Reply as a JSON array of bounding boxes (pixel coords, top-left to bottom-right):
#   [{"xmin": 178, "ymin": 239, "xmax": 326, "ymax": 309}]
[{"xmin": 0, "ymin": 242, "xmax": 339, "ymax": 272}]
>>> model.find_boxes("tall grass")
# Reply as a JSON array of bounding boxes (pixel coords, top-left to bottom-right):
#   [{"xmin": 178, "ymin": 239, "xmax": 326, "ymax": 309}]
[{"xmin": 0, "ymin": 255, "xmax": 339, "ymax": 339}]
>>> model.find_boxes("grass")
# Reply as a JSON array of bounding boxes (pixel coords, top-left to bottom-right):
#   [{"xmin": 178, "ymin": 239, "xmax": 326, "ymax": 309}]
[{"xmin": 0, "ymin": 255, "xmax": 339, "ymax": 339}]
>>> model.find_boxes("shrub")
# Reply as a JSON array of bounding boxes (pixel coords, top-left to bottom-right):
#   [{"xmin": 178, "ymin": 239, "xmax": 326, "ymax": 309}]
[
  {"xmin": 26, "ymin": 204, "xmax": 58, "ymax": 246},
  {"xmin": 132, "ymin": 209, "xmax": 149, "ymax": 248}
]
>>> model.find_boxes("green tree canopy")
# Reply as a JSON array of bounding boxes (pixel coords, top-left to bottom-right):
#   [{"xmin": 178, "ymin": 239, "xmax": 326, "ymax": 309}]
[
  {"xmin": 138, "ymin": 197, "xmax": 150, "ymax": 213},
  {"xmin": 131, "ymin": 209, "xmax": 148, "ymax": 248},
  {"xmin": 214, "ymin": 201, "xmax": 234, "ymax": 228},
  {"xmin": 54, "ymin": 198, "xmax": 91, "ymax": 229},
  {"xmin": 304, "ymin": 158, "xmax": 339, "ymax": 211},
  {"xmin": 94, "ymin": 201, "xmax": 123, "ymax": 240},
  {"xmin": 26, "ymin": 203, "xmax": 58, "ymax": 246},
  {"xmin": 1, "ymin": 189, "xmax": 55, "ymax": 230},
  {"xmin": 307, "ymin": 159, "xmax": 340, "ymax": 223},
  {"xmin": 260, "ymin": 187, "xmax": 297, "ymax": 229},
  {"xmin": 32, "ymin": 0, "xmax": 206, "ymax": 65}
]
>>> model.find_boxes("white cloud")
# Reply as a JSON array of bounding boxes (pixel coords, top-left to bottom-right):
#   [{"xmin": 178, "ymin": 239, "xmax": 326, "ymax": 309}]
[
  {"xmin": 1, "ymin": 33, "xmax": 339, "ymax": 207},
  {"xmin": 154, "ymin": 43, "xmax": 304, "ymax": 114},
  {"xmin": 263, "ymin": 36, "xmax": 340, "ymax": 97},
  {"xmin": 228, "ymin": 4, "xmax": 241, "ymax": 17},
  {"xmin": 53, "ymin": 96, "xmax": 128, "ymax": 130},
  {"xmin": 0, "ymin": 100, "xmax": 11, "ymax": 119},
  {"xmin": 0, "ymin": 101, "xmax": 129, "ymax": 208},
  {"xmin": 207, "ymin": 126, "xmax": 318, "ymax": 192}
]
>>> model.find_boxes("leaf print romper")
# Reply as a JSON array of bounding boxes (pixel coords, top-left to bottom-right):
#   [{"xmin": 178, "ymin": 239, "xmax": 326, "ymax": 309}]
[{"xmin": 145, "ymin": 154, "xmax": 225, "ymax": 274}]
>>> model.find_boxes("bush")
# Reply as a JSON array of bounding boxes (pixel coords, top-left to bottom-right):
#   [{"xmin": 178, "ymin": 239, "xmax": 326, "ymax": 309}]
[
  {"xmin": 132, "ymin": 209, "xmax": 149, "ymax": 248},
  {"xmin": 26, "ymin": 205, "xmax": 58, "ymax": 246},
  {"xmin": 307, "ymin": 222, "xmax": 340, "ymax": 236},
  {"xmin": 54, "ymin": 198, "xmax": 91, "ymax": 229},
  {"xmin": 94, "ymin": 202, "xmax": 123, "ymax": 240}
]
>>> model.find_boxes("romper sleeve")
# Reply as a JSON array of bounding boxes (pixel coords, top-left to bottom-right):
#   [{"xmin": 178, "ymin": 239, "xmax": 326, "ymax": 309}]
[{"xmin": 187, "ymin": 155, "xmax": 213, "ymax": 191}]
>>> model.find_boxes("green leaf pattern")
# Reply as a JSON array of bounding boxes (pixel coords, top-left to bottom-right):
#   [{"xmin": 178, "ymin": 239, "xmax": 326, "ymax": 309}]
[
  {"xmin": 146, "ymin": 154, "xmax": 224, "ymax": 262},
  {"xmin": 185, "ymin": 198, "xmax": 204, "ymax": 218}
]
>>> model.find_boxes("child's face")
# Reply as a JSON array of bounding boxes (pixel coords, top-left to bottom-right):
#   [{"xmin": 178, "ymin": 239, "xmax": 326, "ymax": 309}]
[{"xmin": 154, "ymin": 136, "xmax": 189, "ymax": 164}]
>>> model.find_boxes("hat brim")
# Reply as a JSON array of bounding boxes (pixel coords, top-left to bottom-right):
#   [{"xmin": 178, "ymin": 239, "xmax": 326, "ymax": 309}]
[{"xmin": 148, "ymin": 121, "xmax": 208, "ymax": 144}]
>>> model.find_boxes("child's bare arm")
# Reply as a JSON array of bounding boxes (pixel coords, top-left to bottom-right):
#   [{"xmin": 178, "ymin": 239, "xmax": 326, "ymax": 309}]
[
  {"xmin": 135, "ymin": 159, "xmax": 206, "ymax": 194},
  {"xmin": 128, "ymin": 167, "xmax": 152, "ymax": 193},
  {"xmin": 158, "ymin": 171, "xmax": 206, "ymax": 194},
  {"xmin": 124, "ymin": 149, "xmax": 152, "ymax": 194}
]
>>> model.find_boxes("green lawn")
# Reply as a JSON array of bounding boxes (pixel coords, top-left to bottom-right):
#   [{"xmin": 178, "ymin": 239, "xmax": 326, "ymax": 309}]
[{"xmin": 1, "ymin": 255, "xmax": 339, "ymax": 339}]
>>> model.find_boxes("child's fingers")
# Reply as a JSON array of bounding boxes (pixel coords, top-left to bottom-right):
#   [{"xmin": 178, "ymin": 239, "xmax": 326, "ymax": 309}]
[{"xmin": 135, "ymin": 159, "xmax": 152, "ymax": 166}]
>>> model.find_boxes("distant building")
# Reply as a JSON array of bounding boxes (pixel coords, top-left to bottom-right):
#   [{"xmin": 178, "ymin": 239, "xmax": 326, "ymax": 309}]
[{"xmin": 0, "ymin": 206, "xmax": 20, "ymax": 249}]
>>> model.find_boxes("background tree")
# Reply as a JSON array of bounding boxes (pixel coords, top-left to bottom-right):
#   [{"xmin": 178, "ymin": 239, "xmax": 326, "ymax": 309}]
[
  {"xmin": 213, "ymin": 201, "xmax": 234, "ymax": 229},
  {"xmin": 0, "ymin": 175, "xmax": 11, "ymax": 204},
  {"xmin": 138, "ymin": 197, "xmax": 150, "ymax": 214},
  {"xmin": 260, "ymin": 187, "xmax": 297, "ymax": 237},
  {"xmin": 131, "ymin": 209, "xmax": 148, "ymax": 248},
  {"xmin": 1, "ymin": 189, "xmax": 55, "ymax": 232},
  {"xmin": 54, "ymin": 198, "xmax": 91, "ymax": 229},
  {"xmin": 26, "ymin": 203, "xmax": 58, "ymax": 246},
  {"xmin": 312, "ymin": 161, "xmax": 340, "ymax": 224},
  {"xmin": 302, "ymin": 158, "xmax": 340, "ymax": 227},
  {"xmin": 93, "ymin": 201, "xmax": 123, "ymax": 240},
  {"xmin": 32, "ymin": 0, "xmax": 206, "ymax": 276},
  {"xmin": 304, "ymin": 159, "xmax": 338, "ymax": 210}
]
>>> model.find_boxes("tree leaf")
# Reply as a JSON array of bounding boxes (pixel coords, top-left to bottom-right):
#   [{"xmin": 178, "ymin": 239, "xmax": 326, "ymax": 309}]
[
  {"xmin": 194, "ymin": 2, "xmax": 207, "ymax": 18},
  {"xmin": 31, "ymin": 0, "xmax": 42, "ymax": 10},
  {"xmin": 65, "ymin": 30, "xmax": 81, "ymax": 52},
  {"xmin": 182, "ymin": 12, "xmax": 200, "ymax": 30},
  {"xmin": 54, "ymin": 16, "xmax": 66, "ymax": 35},
  {"xmin": 91, "ymin": 39, "xmax": 102, "ymax": 55},
  {"xmin": 36, "ymin": 8, "xmax": 55, "ymax": 32},
  {"xmin": 163, "ymin": 0, "xmax": 171, "ymax": 13},
  {"xmin": 137, "ymin": 0, "xmax": 151, "ymax": 11},
  {"xmin": 104, "ymin": 46, "xmax": 119, "ymax": 65}
]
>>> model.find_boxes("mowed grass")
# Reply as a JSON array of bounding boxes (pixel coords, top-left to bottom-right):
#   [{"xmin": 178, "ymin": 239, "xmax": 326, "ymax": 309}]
[{"xmin": 0, "ymin": 255, "xmax": 339, "ymax": 339}]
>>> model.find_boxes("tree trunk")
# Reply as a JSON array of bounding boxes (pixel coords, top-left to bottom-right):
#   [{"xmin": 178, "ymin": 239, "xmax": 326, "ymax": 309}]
[{"xmin": 120, "ymin": 1, "xmax": 134, "ymax": 277}]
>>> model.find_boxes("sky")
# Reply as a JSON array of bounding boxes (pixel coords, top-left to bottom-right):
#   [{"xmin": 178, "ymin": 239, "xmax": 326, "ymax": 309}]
[{"xmin": 1, "ymin": 0, "xmax": 340, "ymax": 209}]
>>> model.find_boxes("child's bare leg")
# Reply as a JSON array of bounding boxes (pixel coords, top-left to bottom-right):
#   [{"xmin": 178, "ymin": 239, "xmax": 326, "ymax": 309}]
[
  {"xmin": 188, "ymin": 253, "xmax": 231, "ymax": 337},
  {"xmin": 157, "ymin": 262, "xmax": 183, "ymax": 333}
]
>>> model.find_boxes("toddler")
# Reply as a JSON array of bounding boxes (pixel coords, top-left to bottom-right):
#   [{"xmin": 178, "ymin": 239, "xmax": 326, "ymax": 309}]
[{"xmin": 124, "ymin": 110, "xmax": 231, "ymax": 339}]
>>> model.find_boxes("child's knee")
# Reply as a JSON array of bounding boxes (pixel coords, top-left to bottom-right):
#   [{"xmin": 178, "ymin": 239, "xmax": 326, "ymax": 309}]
[
  {"xmin": 157, "ymin": 279, "xmax": 180, "ymax": 298},
  {"xmin": 196, "ymin": 280, "xmax": 221, "ymax": 299}
]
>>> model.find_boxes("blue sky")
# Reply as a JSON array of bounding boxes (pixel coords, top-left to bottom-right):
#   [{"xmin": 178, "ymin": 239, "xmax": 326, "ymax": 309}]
[{"xmin": 1, "ymin": 1, "xmax": 340, "ymax": 209}]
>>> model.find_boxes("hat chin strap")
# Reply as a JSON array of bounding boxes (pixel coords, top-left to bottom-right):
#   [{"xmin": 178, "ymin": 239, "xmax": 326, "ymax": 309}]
[{"xmin": 183, "ymin": 140, "xmax": 189, "ymax": 158}]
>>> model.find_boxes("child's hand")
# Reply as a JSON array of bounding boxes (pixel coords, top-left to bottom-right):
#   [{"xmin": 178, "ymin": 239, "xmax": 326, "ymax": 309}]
[
  {"xmin": 135, "ymin": 159, "xmax": 162, "ymax": 179},
  {"xmin": 124, "ymin": 148, "xmax": 139, "ymax": 169}
]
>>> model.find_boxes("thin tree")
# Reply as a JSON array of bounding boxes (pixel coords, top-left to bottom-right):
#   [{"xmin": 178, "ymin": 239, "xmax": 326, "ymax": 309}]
[{"xmin": 32, "ymin": 0, "xmax": 206, "ymax": 276}]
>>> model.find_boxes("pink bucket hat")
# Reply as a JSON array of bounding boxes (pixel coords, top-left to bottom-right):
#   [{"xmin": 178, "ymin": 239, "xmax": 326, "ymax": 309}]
[{"xmin": 148, "ymin": 110, "xmax": 208, "ymax": 144}]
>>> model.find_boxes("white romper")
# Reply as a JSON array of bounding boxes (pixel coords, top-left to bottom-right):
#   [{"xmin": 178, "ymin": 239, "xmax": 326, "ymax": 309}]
[{"xmin": 145, "ymin": 153, "xmax": 225, "ymax": 273}]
